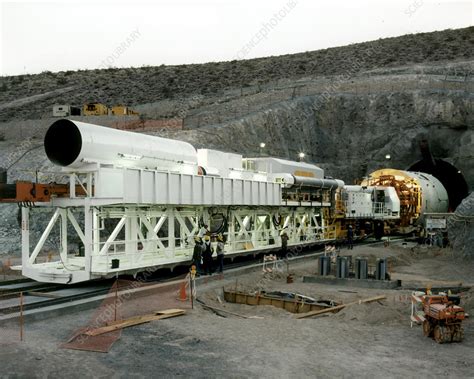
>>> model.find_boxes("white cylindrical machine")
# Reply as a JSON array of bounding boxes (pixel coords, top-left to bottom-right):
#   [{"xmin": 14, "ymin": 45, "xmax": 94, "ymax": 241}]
[
  {"xmin": 364, "ymin": 169, "xmax": 449, "ymax": 225},
  {"xmin": 409, "ymin": 171, "xmax": 449, "ymax": 214},
  {"xmin": 44, "ymin": 119, "xmax": 198, "ymax": 174}
]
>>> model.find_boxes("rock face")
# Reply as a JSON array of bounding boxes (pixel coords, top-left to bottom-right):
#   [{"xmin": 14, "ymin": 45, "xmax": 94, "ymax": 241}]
[
  {"xmin": 448, "ymin": 193, "xmax": 474, "ymax": 258},
  {"xmin": 168, "ymin": 89, "xmax": 473, "ymax": 192}
]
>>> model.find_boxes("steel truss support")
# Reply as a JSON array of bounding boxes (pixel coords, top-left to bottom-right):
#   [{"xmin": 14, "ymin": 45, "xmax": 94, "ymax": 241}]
[{"xmin": 21, "ymin": 204, "xmax": 336, "ymax": 283}]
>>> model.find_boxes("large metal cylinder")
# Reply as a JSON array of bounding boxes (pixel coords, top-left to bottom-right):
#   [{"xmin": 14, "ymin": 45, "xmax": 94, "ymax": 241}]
[
  {"xmin": 293, "ymin": 176, "xmax": 344, "ymax": 189},
  {"xmin": 355, "ymin": 257, "xmax": 368, "ymax": 279},
  {"xmin": 375, "ymin": 258, "xmax": 387, "ymax": 280},
  {"xmin": 44, "ymin": 119, "xmax": 198, "ymax": 174},
  {"xmin": 336, "ymin": 256, "xmax": 349, "ymax": 279},
  {"xmin": 318, "ymin": 256, "xmax": 331, "ymax": 276},
  {"xmin": 364, "ymin": 169, "xmax": 448, "ymax": 226}
]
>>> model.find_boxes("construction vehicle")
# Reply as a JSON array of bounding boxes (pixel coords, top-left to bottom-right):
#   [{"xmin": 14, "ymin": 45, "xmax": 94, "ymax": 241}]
[
  {"xmin": 419, "ymin": 294, "xmax": 465, "ymax": 343},
  {"xmin": 110, "ymin": 105, "xmax": 138, "ymax": 116},
  {"xmin": 83, "ymin": 103, "xmax": 109, "ymax": 116},
  {"xmin": 82, "ymin": 103, "xmax": 138, "ymax": 116}
]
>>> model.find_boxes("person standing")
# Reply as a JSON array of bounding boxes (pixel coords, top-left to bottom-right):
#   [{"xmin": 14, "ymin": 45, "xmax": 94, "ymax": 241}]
[
  {"xmin": 202, "ymin": 234, "xmax": 213, "ymax": 275},
  {"xmin": 280, "ymin": 229, "xmax": 289, "ymax": 259},
  {"xmin": 347, "ymin": 225, "xmax": 354, "ymax": 250},
  {"xmin": 216, "ymin": 234, "xmax": 225, "ymax": 273},
  {"xmin": 192, "ymin": 236, "xmax": 203, "ymax": 275}
]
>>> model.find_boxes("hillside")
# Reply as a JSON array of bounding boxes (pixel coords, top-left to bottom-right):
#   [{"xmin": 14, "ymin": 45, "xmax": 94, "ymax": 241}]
[{"xmin": 0, "ymin": 27, "xmax": 473, "ymax": 122}]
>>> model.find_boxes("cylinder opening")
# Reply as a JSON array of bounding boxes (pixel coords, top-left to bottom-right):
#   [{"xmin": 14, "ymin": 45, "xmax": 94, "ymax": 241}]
[
  {"xmin": 44, "ymin": 119, "xmax": 82, "ymax": 166},
  {"xmin": 407, "ymin": 159, "xmax": 468, "ymax": 211}
]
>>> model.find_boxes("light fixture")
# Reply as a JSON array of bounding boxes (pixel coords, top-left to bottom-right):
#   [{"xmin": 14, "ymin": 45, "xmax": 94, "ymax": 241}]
[
  {"xmin": 298, "ymin": 152, "xmax": 305, "ymax": 159},
  {"xmin": 385, "ymin": 154, "xmax": 391, "ymax": 160},
  {"xmin": 259, "ymin": 142, "xmax": 266, "ymax": 148}
]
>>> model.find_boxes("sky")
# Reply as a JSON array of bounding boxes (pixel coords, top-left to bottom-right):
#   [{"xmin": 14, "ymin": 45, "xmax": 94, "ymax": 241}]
[{"xmin": 0, "ymin": 0, "xmax": 472, "ymax": 76}]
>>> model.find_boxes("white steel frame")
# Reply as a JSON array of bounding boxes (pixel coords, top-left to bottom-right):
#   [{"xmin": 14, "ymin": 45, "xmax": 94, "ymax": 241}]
[{"xmin": 19, "ymin": 168, "xmax": 337, "ymax": 284}]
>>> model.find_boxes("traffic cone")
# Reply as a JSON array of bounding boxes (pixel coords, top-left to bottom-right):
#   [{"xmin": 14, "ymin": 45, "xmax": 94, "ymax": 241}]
[{"xmin": 177, "ymin": 281, "xmax": 188, "ymax": 301}]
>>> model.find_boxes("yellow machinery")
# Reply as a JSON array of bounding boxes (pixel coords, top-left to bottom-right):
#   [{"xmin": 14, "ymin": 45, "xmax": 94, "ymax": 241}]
[
  {"xmin": 83, "ymin": 103, "xmax": 109, "ymax": 116},
  {"xmin": 111, "ymin": 105, "xmax": 138, "ymax": 116},
  {"xmin": 362, "ymin": 169, "xmax": 448, "ymax": 232}
]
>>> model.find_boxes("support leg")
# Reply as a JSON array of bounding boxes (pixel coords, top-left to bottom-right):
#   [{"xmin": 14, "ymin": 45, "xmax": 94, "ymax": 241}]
[{"xmin": 21, "ymin": 207, "xmax": 30, "ymax": 269}]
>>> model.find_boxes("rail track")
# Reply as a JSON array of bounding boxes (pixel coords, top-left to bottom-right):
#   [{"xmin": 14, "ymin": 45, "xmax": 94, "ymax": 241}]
[{"xmin": 0, "ymin": 237, "xmax": 405, "ymax": 316}]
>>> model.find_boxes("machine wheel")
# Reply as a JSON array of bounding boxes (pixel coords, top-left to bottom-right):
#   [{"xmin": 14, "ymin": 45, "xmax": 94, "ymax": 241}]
[
  {"xmin": 434, "ymin": 325, "xmax": 451, "ymax": 344},
  {"xmin": 423, "ymin": 320, "xmax": 433, "ymax": 337},
  {"xmin": 452, "ymin": 325, "xmax": 464, "ymax": 343}
]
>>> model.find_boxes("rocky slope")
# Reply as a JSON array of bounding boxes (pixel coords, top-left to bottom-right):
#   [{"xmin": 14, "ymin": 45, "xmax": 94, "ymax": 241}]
[
  {"xmin": 0, "ymin": 27, "xmax": 473, "ymax": 122},
  {"xmin": 164, "ymin": 89, "xmax": 473, "ymax": 190},
  {"xmin": 448, "ymin": 192, "xmax": 474, "ymax": 258}
]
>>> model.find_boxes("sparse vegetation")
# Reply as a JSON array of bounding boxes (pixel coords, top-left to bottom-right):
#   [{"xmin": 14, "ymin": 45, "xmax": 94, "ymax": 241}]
[{"xmin": 0, "ymin": 27, "xmax": 472, "ymax": 122}]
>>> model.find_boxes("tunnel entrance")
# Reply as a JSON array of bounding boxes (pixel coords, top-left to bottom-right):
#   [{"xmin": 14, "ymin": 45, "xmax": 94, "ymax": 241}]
[{"xmin": 407, "ymin": 159, "xmax": 468, "ymax": 211}]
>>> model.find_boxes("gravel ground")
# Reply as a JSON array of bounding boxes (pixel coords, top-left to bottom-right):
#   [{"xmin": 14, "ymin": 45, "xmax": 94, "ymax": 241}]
[{"xmin": 0, "ymin": 243, "xmax": 473, "ymax": 378}]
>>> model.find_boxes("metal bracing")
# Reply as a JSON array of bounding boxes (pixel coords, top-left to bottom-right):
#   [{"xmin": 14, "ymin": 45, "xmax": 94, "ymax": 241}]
[
  {"xmin": 99, "ymin": 216, "xmax": 126, "ymax": 255},
  {"xmin": 21, "ymin": 204, "xmax": 336, "ymax": 284},
  {"xmin": 28, "ymin": 208, "xmax": 60, "ymax": 264},
  {"xmin": 59, "ymin": 208, "xmax": 67, "ymax": 263},
  {"xmin": 67, "ymin": 209, "xmax": 86, "ymax": 245}
]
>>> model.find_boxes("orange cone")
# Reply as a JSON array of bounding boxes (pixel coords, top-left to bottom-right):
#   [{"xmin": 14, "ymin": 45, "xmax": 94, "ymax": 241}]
[{"xmin": 177, "ymin": 281, "xmax": 188, "ymax": 301}]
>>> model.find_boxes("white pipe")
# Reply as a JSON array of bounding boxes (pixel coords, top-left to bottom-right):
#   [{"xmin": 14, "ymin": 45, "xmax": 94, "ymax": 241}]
[
  {"xmin": 292, "ymin": 176, "xmax": 344, "ymax": 189},
  {"xmin": 44, "ymin": 119, "xmax": 198, "ymax": 174}
]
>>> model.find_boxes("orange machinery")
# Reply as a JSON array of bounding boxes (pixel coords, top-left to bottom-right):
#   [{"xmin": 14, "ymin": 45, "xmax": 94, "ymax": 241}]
[
  {"xmin": 0, "ymin": 181, "xmax": 88, "ymax": 204},
  {"xmin": 421, "ymin": 295, "xmax": 465, "ymax": 344}
]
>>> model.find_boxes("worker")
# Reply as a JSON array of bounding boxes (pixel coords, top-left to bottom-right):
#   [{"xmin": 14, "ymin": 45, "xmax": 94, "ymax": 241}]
[
  {"xmin": 202, "ymin": 234, "xmax": 213, "ymax": 275},
  {"xmin": 442, "ymin": 231, "xmax": 449, "ymax": 248},
  {"xmin": 296, "ymin": 222, "xmax": 305, "ymax": 241},
  {"xmin": 216, "ymin": 233, "xmax": 225, "ymax": 273},
  {"xmin": 192, "ymin": 236, "xmax": 203, "ymax": 275},
  {"xmin": 347, "ymin": 225, "xmax": 354, "ymax": 250},
  {"xmin": 280, "ymin": 228, "xmax": 289, "ymax": 259}
]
